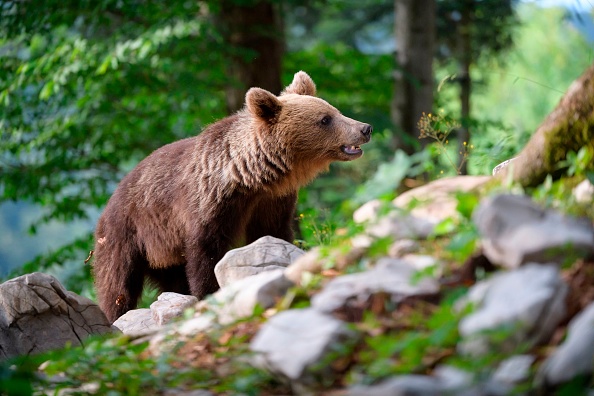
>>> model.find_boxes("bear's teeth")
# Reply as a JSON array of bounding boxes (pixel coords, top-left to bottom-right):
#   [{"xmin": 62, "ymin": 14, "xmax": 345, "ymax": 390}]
[{"xmin": 341, "ymin": 145, "xmax": 362, "ymax": 155}]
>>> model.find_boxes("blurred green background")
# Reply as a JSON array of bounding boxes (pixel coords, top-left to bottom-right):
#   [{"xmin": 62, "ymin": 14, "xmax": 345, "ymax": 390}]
[{"xmin": 0, "ymin": 0, "xmax": 592, "ymax": 297}]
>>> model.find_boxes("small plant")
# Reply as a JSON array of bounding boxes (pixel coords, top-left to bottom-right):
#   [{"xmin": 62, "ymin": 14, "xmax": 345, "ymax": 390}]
[
  {"xmin": 346, "ymin": 292, "xmax": 465, "ymax": 385},
  {"xmin": 37, "ymin": 336, "xmax": 199, "ymax": 395},
  {"xmin": 418, "ymin": 112, "xmax": 472, "ymax": 175},
  {"xmin": 561, "ymin": 146, "xmax": 594, "ymax": 178},
  {"xmin": 297, "ymin": 208, "xmax": 338, "ymax": 248}
]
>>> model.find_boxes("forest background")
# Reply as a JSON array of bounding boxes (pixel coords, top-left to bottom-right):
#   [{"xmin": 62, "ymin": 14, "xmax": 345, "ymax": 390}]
[{"xmin": 0, "ymin": 0, "xmax": 593, "ymax": 298}]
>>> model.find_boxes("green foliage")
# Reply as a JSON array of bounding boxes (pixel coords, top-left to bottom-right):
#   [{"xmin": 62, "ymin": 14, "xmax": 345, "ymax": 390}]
[
  {"xmin": 470, "ymin": 4, "xmax": 593, "ymax": 170},
  {"xmin": 0, "ymin": 14, "xmax": 226, "ymax": 220},
  {"xmin": 296, "ymin": 206, "xmax": 337, "ymax": 248},
  {"xmin": 0, "ymin": 2, "xmax": 232, "ymax": 275},
  {"xmin": 351, "ymin": 149, "xmax": 432, "ymax": 207},
  {"xmin": 528, "ymin": 146, "xmax": 594, "ymax": 220},
  {"xmin": 7, "ymin": 336, "xmax": 191, "ymax": 395},
  {"xmin": 348, "ymin": 293, "xmax": 464, "ymax": 385},
  {"xmin": 0, "ymin": 356, "xmax": 39, "ymax": 396},
  {"xmin": 418, "ymin": 110, "xmax": 467, "ymax": 174},
  {"xmin": 444, "ymin": 192, "xmax": 481, "ymax": 262},
  {"xmin": 561, "ymin": 146, "xmax": 594, "ymax": 178}
]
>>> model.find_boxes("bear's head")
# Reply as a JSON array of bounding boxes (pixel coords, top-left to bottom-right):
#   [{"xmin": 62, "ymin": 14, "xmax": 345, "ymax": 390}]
[{"xmin": 245, "ymin": 71, "xmax": 372, "ymax": 165}]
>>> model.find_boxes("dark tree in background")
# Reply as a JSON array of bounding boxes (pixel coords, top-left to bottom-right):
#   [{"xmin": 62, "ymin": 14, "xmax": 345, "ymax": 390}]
[
  {"xmin": 392, "ymin": 0, "xmax": 436, "ymax": 154},
  {"xmin": 219, "ymin": 0, "xmax": 284, "ymax": 112},
  {"xmin": 437, "ymin": 0, "xmax": 517, "ymax": 173}
]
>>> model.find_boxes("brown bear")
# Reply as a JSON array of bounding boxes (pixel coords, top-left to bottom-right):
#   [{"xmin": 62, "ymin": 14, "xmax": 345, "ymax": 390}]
[{"xmin": 92, "ymin": 71, "xmax": 372, "ymax": 322}]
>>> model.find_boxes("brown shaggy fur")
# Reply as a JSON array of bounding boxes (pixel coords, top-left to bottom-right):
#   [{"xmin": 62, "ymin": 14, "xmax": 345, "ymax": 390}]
[{"xmin": 93, "ymin": 71, "xmax": 372, "ymax": 322}]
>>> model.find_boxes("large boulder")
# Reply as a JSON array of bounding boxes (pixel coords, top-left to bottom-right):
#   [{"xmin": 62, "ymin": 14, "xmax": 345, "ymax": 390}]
[
  {"xmin": 393, "ymin": 175, "xmax": 491, "ymax": 223},
  {"xmin": 473, "ymin": 194, "xmax": 594, "ymax": 268},
  {"xmin": 352, "ymin": 176, "xmax": 490, "ymax": 248},
  {"xmin": 0, "ymin": 273, "xmax": 114, "ymax": 360},
  {"xmin": 250, "ymin": 308, "xmax": 355, "ymax": 382},
  {"xmin": 536, "ymin": 301, "xmax": 594, "ymax": 388},
  {"xmin": 311, "ymin": 258, "xmax": 440, "ymax": 314},
  {"xmin": 458, "ymin": 264, "xmax": 567, "ymax": 355},
  {"xmin": 209, "ymin": 269, "xmax": 294, "ymax": 325},
  {"xmin": 214, "ymin": 236, "xmax": 305, "ymax": 287}
]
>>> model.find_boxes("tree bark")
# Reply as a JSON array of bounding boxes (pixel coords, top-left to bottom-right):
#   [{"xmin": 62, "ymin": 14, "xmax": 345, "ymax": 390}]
[
  {"xmin": 392, "ymin": 0, "xmax": 436, "ymax": 154},
  {"xmin": 219, "ymin": 0, "xmax": 284, "ymax": 113},
  {"xmin": 497, "ymin": 62, "xmax": 594, "ymax": 186},
  {"xmin": 457, "ymin": 0, "xmax": 473, "ymax": 175}
]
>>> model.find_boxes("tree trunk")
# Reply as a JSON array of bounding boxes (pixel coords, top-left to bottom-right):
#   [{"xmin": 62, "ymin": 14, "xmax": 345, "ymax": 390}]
[
  {"xmin": 457, "ymin": 0, "xmax": 473, "ymax": 175},
  {"xmin": 497, "ymin": 62, "xmax": 594, "ymax": 186},
  {"xmin": 220, "ymin": 0, "xmax": 284, "ymax": 113},
  {"xmin": 392, "ymin": 0, "xmax": 436, "ymax": 154}
]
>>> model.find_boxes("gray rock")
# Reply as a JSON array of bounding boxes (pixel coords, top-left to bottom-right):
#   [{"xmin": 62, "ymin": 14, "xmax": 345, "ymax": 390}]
[
  {"xmin": 163, "ymin": 389, "xmax": 214, "ymax": 396},
  {"xmin": 393, "ymin": 176, "xmax": 491, "ymax": 223},
  {"xmin": 353, "ymin": 176, "xmax": 490, "ymax": 247},
  {"xmin": 355, "ymin": 177, "xmax": 489, "ymax": 225},
  {"xmin": 149, "ymin": 314, "xmax": 215, "ymax": 356},
  {"xmin": 347, "ymin": 375, "xmax": 443, "ymax": 396},
  {"xmin": 283, "ymin": 247, "xmax": 323, "ymax": 284},
  {"xmin": 284, "ymin": 247, "xmax": 366, "ymax": 285},
  {"xmin": 536, "ymin": 301, "xmax": 594, "ymax": 387},
  {"xmin": 250, "ymin": 308, "xmax": 355, "ymax": 381},
  {"xmin": 113, "ymin": 293, "xmax": 197, "ymax": 335},
  {"xmin": 573, "ymin": 179, "xmax": 594, "ymax": 203},
  {"xmin": 352, "ymin": 199, "xmax": 383, "ymax": 223},
  {"xmin": 311, "ymin": 258, "xmax": 439, "ymax": 314},
  {"xmin": 433, "ymin": 365, "xmax": 473, "ymax": 392},
  {"xmin": 492, "ymin": 354, "xmax": 534, "ymax": 384},
  {"xmin": 112, "ymin": 308, "xmax": 158, "ymax": 336},
  {"xmin": 175, "ymin": 314, "xmax": 215, "ymax": 337},
  {"xmin": 209, "ymin": 269, "xmax": 294, "ymax": 324},
  {"xmin": 388, "ymin": 239, "xmax": 420, "ymax": 257},
  {"xmin": 150, "ymin": 292, "xmax": 198, "ymax": 325},
  {"xmin": 352, "ymin": 209, "xmax": 436, "ymax": 248},
  {"xmin": 0, "ymin": 272, "xmax": 114, "ymax": 359},
  {"xmin": 459, "ymin": 264, "xmax": 567, "ymax": 356},
  {"xmin": 473, "ymin": 194, "xmax": 594, "ymax": 268},
  {"xmin": 401, "ymin": 254, "xmax": 442, "ymax": 277},
  {"xmin": 214, "ymin": 236, "xmax": 304, "ymax": 287},
  {"xmin": 491, "ymin": 354, "xmax": 534, "ymax": 387}
]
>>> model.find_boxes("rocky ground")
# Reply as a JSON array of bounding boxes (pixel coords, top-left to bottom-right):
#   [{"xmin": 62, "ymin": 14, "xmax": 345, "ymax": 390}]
[{"xmin": 1, "ymin": 175, "xmax": 593, "ymax": 395}]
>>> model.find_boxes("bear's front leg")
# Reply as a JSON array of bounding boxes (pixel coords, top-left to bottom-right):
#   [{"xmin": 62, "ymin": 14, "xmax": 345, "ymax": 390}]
[
  {"xmin": 246, "ymin": 192, "xmax": 297, "ymax": 244},
  {"xmin": 183, "ymin": 227, "xmax": 235, "ymax": 299}
]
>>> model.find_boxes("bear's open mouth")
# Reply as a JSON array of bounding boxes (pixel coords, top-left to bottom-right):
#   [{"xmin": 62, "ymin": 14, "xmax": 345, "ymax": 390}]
[{"xmin": 341, "ymin": 145, "xmax": 362, "ymax": 156}]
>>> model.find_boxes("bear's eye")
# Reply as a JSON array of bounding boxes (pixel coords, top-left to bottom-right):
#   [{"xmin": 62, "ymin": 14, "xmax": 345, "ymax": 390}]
[{"xmin": 320, "ymin": 116, "xmax": 332, "ymax": 126}]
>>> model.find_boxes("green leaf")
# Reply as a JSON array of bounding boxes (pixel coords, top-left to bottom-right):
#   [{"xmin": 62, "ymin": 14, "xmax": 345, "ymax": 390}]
[
  {"xmin": 447, "ymin": 230, "xmax": 478, "ymax": 261},
  {"xmin": 455, "ymin": 192, "xmax": 480, "ymax": 220},
  {"xmin": 96, "ymin": 55, "xmax": 112, "ymax": 75},
  {"xmin": 431, "ymin": 217, "xmax": 457, "ymax": 237},
  {"xmin": 39, "ymin": 80, "xmax": 54, "ymax": 100}
]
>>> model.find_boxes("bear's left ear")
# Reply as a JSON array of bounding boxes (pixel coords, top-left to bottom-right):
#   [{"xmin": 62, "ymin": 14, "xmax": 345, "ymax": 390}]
[
  {"xmin": 246, "ymin": 88, "xmax": 282, "ymax": 122},
  {"xmin": 281, "ymin": 71, "xmax": 317, "ymax": 96}
]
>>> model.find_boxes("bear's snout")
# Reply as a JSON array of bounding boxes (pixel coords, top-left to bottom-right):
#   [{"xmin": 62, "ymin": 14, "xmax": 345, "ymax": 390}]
[{"xmin": 361, "ymin": 124, "xmax": 372, "ymax": 141}]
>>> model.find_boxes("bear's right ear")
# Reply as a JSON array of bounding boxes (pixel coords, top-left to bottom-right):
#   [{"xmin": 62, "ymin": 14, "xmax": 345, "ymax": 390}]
[
  {"xmin": 246, "ymin": 88, "xmax": 282, "ymax": 122},
  {"xmin": 281, "ymin": 71, "xmax": 317, "ymax": 96}
]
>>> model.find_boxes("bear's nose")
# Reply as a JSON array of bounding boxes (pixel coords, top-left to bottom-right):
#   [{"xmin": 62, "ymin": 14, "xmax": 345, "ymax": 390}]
[{"xmin": 361, "ymin": 124, "xmax": 373, "ymax": 139}]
